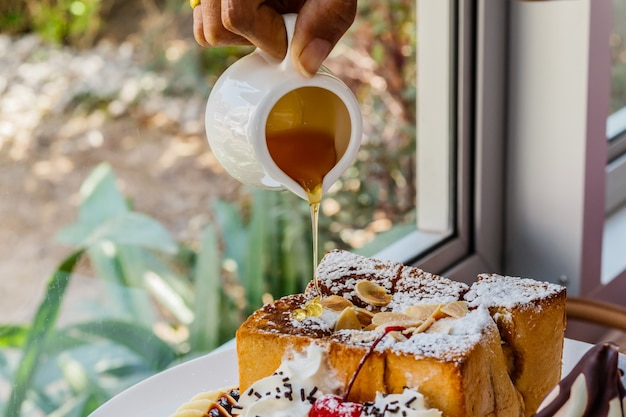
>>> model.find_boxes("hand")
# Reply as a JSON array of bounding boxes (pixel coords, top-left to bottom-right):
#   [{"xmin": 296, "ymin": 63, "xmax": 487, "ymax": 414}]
[{"xmin": 192, "ymin": 0, "xmax": 357, "ymax": 78}]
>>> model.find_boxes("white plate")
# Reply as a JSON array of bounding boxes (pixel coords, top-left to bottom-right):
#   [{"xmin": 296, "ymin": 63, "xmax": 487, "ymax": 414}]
[
  {"xmin": 89, "ymin": 342, "xmax": 238, "ymax": 417},
  {"xmin": 90, "ymin": 338, "xmax": 621, "ymax": 417}
]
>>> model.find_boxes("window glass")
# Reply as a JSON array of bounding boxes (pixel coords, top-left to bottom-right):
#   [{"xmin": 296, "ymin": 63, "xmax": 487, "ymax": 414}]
[
  {"xmin": 602, "ymin": 0, "xmax": 626, "ymax": 285},
  {"xmin": 610, "ymin": 0, "xmax": 626, "ymax": 115},
  {"xmin": 322, "ymin": 0, "xmax": 419, "ymax": 255}
]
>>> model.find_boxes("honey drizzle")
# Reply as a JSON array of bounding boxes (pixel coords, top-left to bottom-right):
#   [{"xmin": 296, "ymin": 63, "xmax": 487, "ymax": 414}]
[
  {"xmin": 307, "ymin": 185, "xmax": 323, "ymax": 296},
  {"xmin": 266, "ymin": 127, "xmax": 337, "ymax": 298}
]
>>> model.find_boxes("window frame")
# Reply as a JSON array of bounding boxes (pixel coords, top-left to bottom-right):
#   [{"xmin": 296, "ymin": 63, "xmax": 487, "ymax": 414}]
[
  {"xmin": 377, "ymin": 0, "xmax": 476, "ymax": 275},
  {"xmin": 383, "ymin": 0, "xmax": 626, "ymax": 311},
  {"xmin": 387, "ymin": 0, "xmax": 507, "ymax": 284},
  {"xmin": 483, "ymin": 0, "xmax": 626, "ymax": 310},
  {"xmin": 606, "ymin": 111, "xmax": 626, "ymax": 213}
]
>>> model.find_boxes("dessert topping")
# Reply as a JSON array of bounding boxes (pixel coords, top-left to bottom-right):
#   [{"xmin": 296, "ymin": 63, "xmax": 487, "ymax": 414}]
[
  {"xmin": 293, "ymin": 297, "xmax": 324, "ymax": 321},
  {"xmin": 334, "ymin": 308, "xmax": 363, "ymax": 331},
  {"xmin": 361, "ymin": 389, "xmax": 442, "ymax": 417},
  {"xmin": 296, "ymin": 290, "xmax": 470, "ymax": 335},
  {"xmin": 440, "ymin": 301, "xmax": 469, "ymax": 319},
  {"xmin": 371, "ymin": 312, "xmax": 423, "ymax": 329},
  {"xmin": 321, "ymin": 295, "xmax": 356, "ymax": 312},
  {"xmin": 233, "ymin": 343, "xmax": 341, "ymax": 417},
  {"xmin": 309, "ymin": 394, "xmax": 362, "ymax": 417},
  {"xmin": 355, "ymin": 280, "xmax": 392, "ymax": 307},
  {"xmin": 403, "ymin": 304, "xmax": 440, "ymax": 321},
  {"xmin": 171, "ymin": 388, "xmax": 240, "ymax": 417}
]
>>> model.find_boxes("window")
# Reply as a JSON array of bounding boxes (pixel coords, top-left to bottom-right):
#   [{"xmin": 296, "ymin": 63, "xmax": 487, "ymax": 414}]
[
  {"xmin": 609, "ymin": 0, "xmax": 626, "ymax": 115},
  {"xmin": 278, "ymin": 0, "xmax": 480, "ymax": 280},
  {"xmin": 379, "ymin": 0, "xmax": 483, "ymax": 281},
  {"xmin": 604, "ymin": 0, "xmax": 626, "ymax": 286},
  {"xmin": 325, "ymin": 0, "xmax": 463, "ymax": 267},
  {"xmin": 494, "ymin": 0, "xmax": 626, "ymax": 307}
]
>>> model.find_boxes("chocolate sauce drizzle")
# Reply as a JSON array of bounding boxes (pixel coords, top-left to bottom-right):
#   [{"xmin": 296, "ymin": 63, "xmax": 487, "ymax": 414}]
[{"xmin": 533, "ymin": 343, "xmax": 625, "ymax": 417}]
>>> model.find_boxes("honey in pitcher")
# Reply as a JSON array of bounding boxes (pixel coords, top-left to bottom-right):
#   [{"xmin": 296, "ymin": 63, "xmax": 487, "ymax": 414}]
[
  {"xmin": 265, "ymin": 128, "xmax": 337, "ymax": 203},
  {"xmin": 265, "ymin": 87, "xmax": 351, "ymax": 298}
]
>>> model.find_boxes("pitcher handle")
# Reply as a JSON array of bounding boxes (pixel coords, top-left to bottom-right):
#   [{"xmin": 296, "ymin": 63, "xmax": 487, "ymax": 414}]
[{"xmin": 280, "ymin": 13, "xmax": 298, "ymax": 73}]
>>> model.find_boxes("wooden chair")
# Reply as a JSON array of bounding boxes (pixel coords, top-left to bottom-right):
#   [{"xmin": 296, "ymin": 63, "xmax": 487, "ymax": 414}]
[{"xmin": 566, "ymin": 296, "xmax": 626, "ymax": 333}]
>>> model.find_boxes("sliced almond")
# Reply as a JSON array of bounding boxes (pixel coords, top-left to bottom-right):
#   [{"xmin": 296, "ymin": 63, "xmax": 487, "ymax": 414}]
[
  {"xmin": 431, "ymin": 304, "xmax": 449, "ymax": 320},
  {"xmin": 371, "ymin": 312, "xmax": 413, "ymax": 325},
  {"xmin": 320, "ymin": 295, "xmax": 354, "ymax": 312},
  {"xmin": 388, "ymin": 330, "xmax": 408, "ymax": 342},
  {"xmin": 404, "ymin": 303, "xmax": 441, "ymax": 320},
  {"xmin": 413, "ymin": 316, "xmax": 436, "ymax": 333},
  {"xmin": 440, "ymin": 301, "xmax": 469, "ymax": 318},
  {"xmin": 363, "ymin": 323, "xmax": 378, "ymax": 331},
  {"xmin": 371, "ymin": 312, "xmax": 423, "ymax": 329},
  {"xmin": 354, "ymin": 280, "xmax": 392, "ymax": 307},
  {"xmin": 334, "ymin": 307, "xmax": 363, "ymax": 331},
  {"xmin": 427, "ymin": 319, "xmax": 454, "ymax": 334},
  {"xmin": 353, "ymin": 307, "xmax": 375, "ymax": 327}
]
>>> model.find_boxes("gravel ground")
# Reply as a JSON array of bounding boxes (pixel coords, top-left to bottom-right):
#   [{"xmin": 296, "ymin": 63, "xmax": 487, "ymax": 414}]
[{"xmin": 0, "ymin": 33, "xmax": 241, "ymax": 324}]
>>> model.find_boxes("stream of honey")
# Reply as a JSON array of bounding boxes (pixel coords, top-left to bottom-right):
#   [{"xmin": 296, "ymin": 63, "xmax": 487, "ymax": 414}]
[{"xmin": 266, "ymin": 127, "xmax": 337, "ymax": 295}]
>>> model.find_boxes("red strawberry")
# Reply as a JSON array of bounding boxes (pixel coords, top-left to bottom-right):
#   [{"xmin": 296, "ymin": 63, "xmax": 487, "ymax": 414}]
[{"xmin": 309, "ymin": 394, "xmax": 362, "ymax": 417}]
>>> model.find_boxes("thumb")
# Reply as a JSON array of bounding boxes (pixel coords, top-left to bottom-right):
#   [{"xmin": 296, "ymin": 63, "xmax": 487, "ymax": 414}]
[{"xmin": 290, "ymin": 0, "xmax": 357, "ymax": 77}]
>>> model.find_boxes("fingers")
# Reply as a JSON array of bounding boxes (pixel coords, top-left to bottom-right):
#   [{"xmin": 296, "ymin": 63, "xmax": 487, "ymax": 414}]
[
  {"xmin": 221, "ymin": 0, "xmax": 289, "ymax": 60},
  {"xmin": 290, "ymin": 0, "xmax": 357, "ymax": 77},
  {"xmin": 192, "ymin": 6, "xmax": 209, "ymax": 47},
  {"xmin": 192, "ymin": 0, "xmax": 251, "ymax": 48},
  {"xmin": 191, "ymin": 0, "xmax": 357, "ymax": 78}
]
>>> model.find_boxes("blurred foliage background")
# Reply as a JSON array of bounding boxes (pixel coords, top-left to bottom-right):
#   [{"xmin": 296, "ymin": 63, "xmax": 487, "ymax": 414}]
[
  {"xmin": 1, "ymin": 0, "xmax": 625, "ymax": 416},
  {"xmin": 0, "ymin": 0, "xmax": 418, "ymax": 416},
  {"xmin": 611, "ymin": 0, "xmax": 626, "ymax": 113}
]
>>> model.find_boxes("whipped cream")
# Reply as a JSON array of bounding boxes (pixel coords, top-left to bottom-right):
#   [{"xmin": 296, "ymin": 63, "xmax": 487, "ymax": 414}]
[
  {"xmin": 232, "ymin": 342, "xmax": 444, "ymax": 417},
  {"xmin": 362, "ymin": 389, "xmax": 442, "ymax": 417},
  {"xmin": 233, "ymin": 343, "xmax": 341, "ymax": 417}
]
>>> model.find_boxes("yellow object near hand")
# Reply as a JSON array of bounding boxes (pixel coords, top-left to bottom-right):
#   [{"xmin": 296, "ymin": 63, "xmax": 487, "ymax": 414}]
[{"xmin": 189, "ymin": 0, "xmax": 200, "ymax": 9}]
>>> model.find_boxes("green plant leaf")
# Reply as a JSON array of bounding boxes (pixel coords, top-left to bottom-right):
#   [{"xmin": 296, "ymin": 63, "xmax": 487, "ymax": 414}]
[
  {"xmin": 47, "ymin": 393, "xmax": 95, "ymax": 417},
  {"xmin": 244, "ymin": 190, "xmax": 269, "ymax": 312},
  {"xmin": 0, "ymin": 325, "xmax": 29, "ymax": 348},
  {"xmin": 57, "ymin": 212, "xmax": 178, "ymax": 254},
  {"xmin": 55, "ymin": 162, "xmax": 128, "ymax": 248},
  {"xmin": 276, "ymin": 193, "xmax": 311, "ymax": 296},
  {"xmin": 213, "ymin": 199, "xmax": 247, "ymax": 266},
  {"xmin": 85, "ymin": 244, "xmax": 156, "ymax": 326},
  {"xmin": 77, "ymin": 163, "xmax": 128, "ymax": 227},
  {"xmin": 0, "ymin": 348, "xmax": 9, "ymax": 380},
  {"xmin": 3, "ymin": 249, "xmax": 85, "ymax": 417},
  {"xmin": 189, "ymin": 224, "xmax": 221, "ymax": 352},
  {"xmin": 142, "ymin": 269, "xmax": 194, "ymax": 325},
  {"xmin": 143, "ymin": 251, "xmax": 195, "ymax": 306},
  {"xmin": 70, "ymin": 319, "xmax": 177, "ymax": 371}
]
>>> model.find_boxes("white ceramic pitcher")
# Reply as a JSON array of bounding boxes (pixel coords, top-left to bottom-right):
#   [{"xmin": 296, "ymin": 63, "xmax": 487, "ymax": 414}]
[{"xmin": 205, "ymin": 14, "xmax": 362, "ymax": 201}]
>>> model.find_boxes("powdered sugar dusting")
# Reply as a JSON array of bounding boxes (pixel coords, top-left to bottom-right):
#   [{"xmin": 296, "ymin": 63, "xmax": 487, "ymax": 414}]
[
  {"xmin": 329, "ymin": 307, "xmax": 494, "ymax": 362},
  {"xmin": 465, "ymin": 273, "xmax": 565, "ymax": 310},
  {"xmin": 388, "ymin": 306, "xmax": 493, "ymax": 361},
  {"xmin": 390, "ymin": 267, "xmax": 469, "ymax": 310},
  {"xmin": 291, "ymin": 309, "xmax": 337, "ymax": 333},
  {"xmin": 256, "ymin": 251, "xmax": 563, "ymax": 365},
  {"xmin": 312, "ymin": 250, "xmax": 402, "ymax": 305},
  {"xmin": 312, "ymin": 250, "xmax": 469, "ymax": 311}
]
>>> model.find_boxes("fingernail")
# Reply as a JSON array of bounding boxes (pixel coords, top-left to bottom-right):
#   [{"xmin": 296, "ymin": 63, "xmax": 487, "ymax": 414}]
[{"xmin": 296, "ymin": 38, "xmax": 332, "ymax": 78}]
